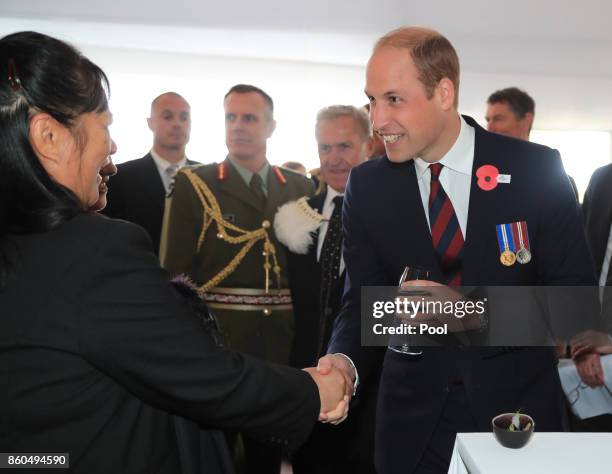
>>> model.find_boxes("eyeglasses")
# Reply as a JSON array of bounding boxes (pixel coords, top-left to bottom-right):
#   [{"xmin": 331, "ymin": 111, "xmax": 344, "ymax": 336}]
[{"xmin": 567, "ymin": 381, "xmax": 612, "ymax": 406}]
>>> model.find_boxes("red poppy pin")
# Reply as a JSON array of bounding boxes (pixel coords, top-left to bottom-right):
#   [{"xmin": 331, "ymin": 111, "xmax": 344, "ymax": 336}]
[{"xmin": 476, "ymin": 164, "xmax": 499, "ymax": 191}]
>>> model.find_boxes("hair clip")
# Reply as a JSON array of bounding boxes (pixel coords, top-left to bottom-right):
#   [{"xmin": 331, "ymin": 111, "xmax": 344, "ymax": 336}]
[{"xmin": 7, "ymin": 58, "xmax": 22, "ymax": 92}]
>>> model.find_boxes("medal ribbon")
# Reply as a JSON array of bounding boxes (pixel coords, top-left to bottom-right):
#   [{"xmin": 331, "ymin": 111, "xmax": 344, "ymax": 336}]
[
  {"xmin": 519, "ymin": 221, "xmax": 530, "ymax": 250},
  {"xmin": 496, "ymin": 224, "xmax": 505, "ymax": 253},
  {"xmin": 502, "ymin": 224, "xmax": 515, "ymax": 253},
  {"xmin": 511, "ymin": 221, "xmax": 527, "ymax": 251}
]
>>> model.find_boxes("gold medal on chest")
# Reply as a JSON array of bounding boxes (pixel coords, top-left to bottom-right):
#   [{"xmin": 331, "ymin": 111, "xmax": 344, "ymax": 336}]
[{"xmin": 500, "ymin": 249, "xmax": 516, "ymax": 266}]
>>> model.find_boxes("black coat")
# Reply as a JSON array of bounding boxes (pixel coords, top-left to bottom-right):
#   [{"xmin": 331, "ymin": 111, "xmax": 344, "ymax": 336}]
[
  {"xmin": 583, "ymin": 163, "xmax": 612, "ymax": 280},
  {"xmin": 0, "ymin": 213, "xmax": 319, "ymax": 473},
  {"xmin": 583, "ymin": 163, "xmax": 612, "ymax": 330}
]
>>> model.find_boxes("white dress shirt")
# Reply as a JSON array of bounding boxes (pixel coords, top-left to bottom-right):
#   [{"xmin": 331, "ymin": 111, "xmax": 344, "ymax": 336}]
[
  {"xmin": 150, "ymin": 149, "xmax": 187, "ymax": 193},
  {"xmin": 317, "ymin": 186, "xmax": 345, "ymax": 275},
  {"xmin": 413, "ymin": 116, "xmax": 475, "ymax": 238}
]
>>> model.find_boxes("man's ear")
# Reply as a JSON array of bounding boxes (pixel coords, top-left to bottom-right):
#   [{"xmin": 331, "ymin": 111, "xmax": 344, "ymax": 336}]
[
  {"xmin": 365, "ymin": 137, "xmax": 375, "ymax": 159},
  {"xmin": 436, "ymin": 77, "xmax": 456, "ymax": 111},
  {"xmin": 523, "ymin": 112, "xmax": 534, "ymax": 130},
  {"xmin": 267, "ymin": 118, "xmax": 277, "ymax": 138},
  {"xmin": 29, "ymin": 113, "xmax": 66, "ymax": 167},
  {"xmin": 147, "ymin": 117, "xmax": 154, "ymax": 132}
]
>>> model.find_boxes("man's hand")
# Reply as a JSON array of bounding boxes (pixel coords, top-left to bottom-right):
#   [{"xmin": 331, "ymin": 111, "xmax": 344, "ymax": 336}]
[
  {"xmin": 574, "ymin": 352, "xmax": 605, "ymax": 387},
  {"xmin": 315, "ymin": 354, "xmax": 356, "ymax": 424},
  {"xmin": 399, "ymin": 280, "xmax": 480, "ymax": 332},
  {"xmin": 401, "ymin": 279, "xmax": 463, "ymax": 301},
  {"xmin": 571, "ymin": 330, "xmax": 612, "ymax": 358},
  {"xmin": 303, "ymin": 366, "xmax": 349, "ymax": 424}
]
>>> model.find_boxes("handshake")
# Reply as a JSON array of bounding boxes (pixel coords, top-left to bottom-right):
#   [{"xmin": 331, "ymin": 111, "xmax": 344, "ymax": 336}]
[{"xmin": 303, "ymin": 354, "xmax": 356, "ymax": 425}]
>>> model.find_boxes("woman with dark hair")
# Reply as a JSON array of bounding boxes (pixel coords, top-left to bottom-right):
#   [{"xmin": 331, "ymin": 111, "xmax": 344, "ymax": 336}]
[{"xmin": 0, "ymin": 31, "xmax": 348, "ymax": 474}]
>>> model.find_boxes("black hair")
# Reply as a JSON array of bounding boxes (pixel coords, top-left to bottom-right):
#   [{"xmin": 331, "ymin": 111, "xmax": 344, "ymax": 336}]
[
  {"xmin": 0, "ymin": 31, "xmax": 110, "ymax": 289},
  {"xmin": 487, "ymin": 87, "xmax": 535, "ymax": 119},
  {"xmin": 224, "ymin": 83, "xmax": 274, "ymax": 115}
]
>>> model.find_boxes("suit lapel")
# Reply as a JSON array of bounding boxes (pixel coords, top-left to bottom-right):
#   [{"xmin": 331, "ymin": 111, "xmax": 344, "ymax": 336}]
[
  {"xmin": 462, "ymin": 117, "xmax": 507, "ymax": 285},
  {"xmin": 142, "ymin": 154, "xmax": 166, "ymax": 202},
  {"xmin": 383, "ymin": 160, "xmax": 440, "ymax": 280},
  {"xmin": 308, "ymin": 189, "xmax": 327, "ymax": 261}
]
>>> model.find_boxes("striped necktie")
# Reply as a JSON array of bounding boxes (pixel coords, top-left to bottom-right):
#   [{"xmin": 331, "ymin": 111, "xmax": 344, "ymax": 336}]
[{"xmin": 428, "ymin": 163, "xmax": 464, "ymax": 286}]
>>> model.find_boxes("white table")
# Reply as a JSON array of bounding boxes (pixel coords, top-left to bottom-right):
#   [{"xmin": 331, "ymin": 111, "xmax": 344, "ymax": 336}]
[{"xmin": 448, "ymin": 432, "xmax": 612, "ymax": 473}]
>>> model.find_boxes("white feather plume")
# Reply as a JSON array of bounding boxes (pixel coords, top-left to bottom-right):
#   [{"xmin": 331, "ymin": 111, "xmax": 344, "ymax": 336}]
[{"xmin": 274, "ymin": 197, "xmax": 325, "ymax": 254}]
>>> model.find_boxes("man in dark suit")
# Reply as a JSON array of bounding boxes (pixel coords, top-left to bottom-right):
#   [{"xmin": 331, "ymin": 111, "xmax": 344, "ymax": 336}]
[
  {"xmin": 103, "ymin": 92, "xmax": 196, "ymax": 254},
  {"xmin": 319, "ymin": 26, "xmax": 596, "ymax": 473},
  {"xmin": 280, "ymin": 105, "xmax": 370, "ymax": 369},
  {"xmin": 583, "ymin": 164, "xmax": 612, "ymax": 293},
  {"xmin": 276, "ymin": 105, "xmax": 377, "ymax": 473},
  {"xmin": 568, "ymin": 163, "xmax": 612, "ymax": 430}
]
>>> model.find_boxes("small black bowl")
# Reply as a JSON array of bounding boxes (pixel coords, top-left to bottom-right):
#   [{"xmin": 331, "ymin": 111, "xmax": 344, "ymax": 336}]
[{"xmin": 492, "ymin": 413, "xmax": 535, "ymax": 449}]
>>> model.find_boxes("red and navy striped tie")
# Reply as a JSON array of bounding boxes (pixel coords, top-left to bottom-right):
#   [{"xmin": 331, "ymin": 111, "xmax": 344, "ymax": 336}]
[{"xmin": 428, "ymin": 163, "xmax": 464, "ymax": 286}]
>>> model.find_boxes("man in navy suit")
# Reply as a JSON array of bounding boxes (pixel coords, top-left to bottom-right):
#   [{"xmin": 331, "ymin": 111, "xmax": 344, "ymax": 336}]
[
  {"xmin": 568, "ymin": 164, "xmax": 612, "ymax": 431},
  {"xmin": 104, "ymin": 92, "xmax": 196, "ymax": 254},
  {"xmin": 318, "ymin": 26, "xmax": 595, "ymax": 473}
]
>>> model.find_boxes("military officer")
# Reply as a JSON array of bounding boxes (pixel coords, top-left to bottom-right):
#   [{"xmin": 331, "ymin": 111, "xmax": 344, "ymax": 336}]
[{"xmin": 160, "ymin": 84, "xmax": 313, "ymax": 473}]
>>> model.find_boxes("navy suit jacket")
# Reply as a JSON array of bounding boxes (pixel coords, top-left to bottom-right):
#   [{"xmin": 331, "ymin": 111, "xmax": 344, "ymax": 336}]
[
  {"xmin": 583, "ymin": 163, "xmax": 612, "ymax": 330},
  {"xmin": 583, "ymin": 163, "xmax": 612, "ymax": 280},
  {"xmin": 328, "ymin": 116, "xmax": 596, "ymax": 472}
]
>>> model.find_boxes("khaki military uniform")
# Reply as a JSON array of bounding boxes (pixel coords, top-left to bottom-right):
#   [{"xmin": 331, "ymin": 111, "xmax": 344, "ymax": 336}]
[{"xmin": 160, "ymin": 159, "xmax": 314, "ymax": 365}]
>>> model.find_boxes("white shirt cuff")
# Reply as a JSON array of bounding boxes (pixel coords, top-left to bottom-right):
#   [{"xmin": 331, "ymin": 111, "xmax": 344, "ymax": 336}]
[{"xmin": 333, "ymin": 353, "xmax": 359, "ymax": 396}]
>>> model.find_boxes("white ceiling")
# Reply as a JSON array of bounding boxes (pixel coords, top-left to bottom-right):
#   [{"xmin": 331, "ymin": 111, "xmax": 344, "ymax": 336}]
[
  {"xmin": 2, "ymin": 0, "xmax": 612, "ymax": 130},
  {"xmin": 2, "ymin": 0, "xmax": 612, "ymax": 71},
  {"xmin": 2, "ymin": 0, "xmax": 612, "ymax": 41}
]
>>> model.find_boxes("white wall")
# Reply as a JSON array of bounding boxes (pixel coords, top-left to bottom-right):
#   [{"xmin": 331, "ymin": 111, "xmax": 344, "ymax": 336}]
[{"xmin": 1, "ymin": 14, "xmax": 611, "ymax": 184}]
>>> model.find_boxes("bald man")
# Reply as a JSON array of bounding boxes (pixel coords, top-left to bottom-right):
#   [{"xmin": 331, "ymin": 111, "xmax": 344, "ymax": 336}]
[{"xmin": 104, "ymin": 92, "xmax": 198, "ymax": 253}]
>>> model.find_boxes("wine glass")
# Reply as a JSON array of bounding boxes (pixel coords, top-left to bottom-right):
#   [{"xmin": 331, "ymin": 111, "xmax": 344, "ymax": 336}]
[{"xmin": 388, "ymin": 265, "xmax": 432, "ymax": 355}]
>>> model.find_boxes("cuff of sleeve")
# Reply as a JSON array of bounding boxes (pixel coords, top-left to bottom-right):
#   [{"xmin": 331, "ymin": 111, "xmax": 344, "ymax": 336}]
[{"xmin": 333, "ymin": 353, "xmax": 359, "ymax": 396}]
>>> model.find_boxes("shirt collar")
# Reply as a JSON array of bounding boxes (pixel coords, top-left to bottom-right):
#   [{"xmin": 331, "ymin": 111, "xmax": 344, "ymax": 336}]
[
  {"xmin": 414, "ymin": 116, "xmax": 474, "ymax": 179},
  {"xmin": 150, "ymin": 149, "xmax": 187, "ymax": 171},
  {"xmin": 323, "ymin": 185, "xmax": 343, "ymax": 209},
  {"xmin": 228, "ymin": 157, "xmax": 270, "ymax": 190}
]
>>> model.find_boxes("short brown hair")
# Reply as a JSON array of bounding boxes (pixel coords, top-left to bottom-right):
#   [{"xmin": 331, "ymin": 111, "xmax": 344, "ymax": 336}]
[
  {"xmin": 224, "ymin": 84, "xmax": 274, "ymax": 117},
  {"xmin": 487, "ymin": 87, "xmax": 535, "ymax": 119},
  {"xmin": 374, "ymin": 26, "xmax": 460, "ymax": 107}
]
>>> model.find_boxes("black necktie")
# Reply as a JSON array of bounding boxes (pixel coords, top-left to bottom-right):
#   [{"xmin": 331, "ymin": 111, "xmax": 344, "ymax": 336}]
[
  {"xmin": 318, "ymin": 195, "xmax": 343, "ymax": 354},
  {"xmin": 249, "ymin": 173, "xmax": 266, "ymax": 209}
]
